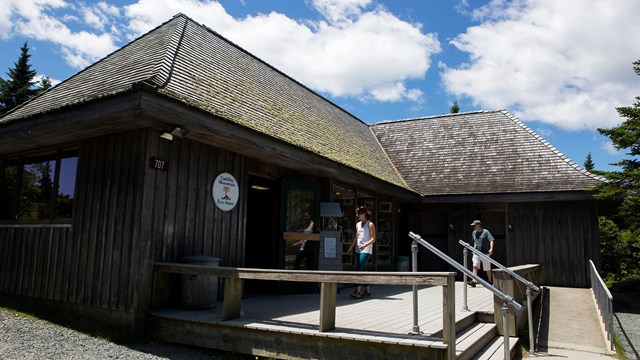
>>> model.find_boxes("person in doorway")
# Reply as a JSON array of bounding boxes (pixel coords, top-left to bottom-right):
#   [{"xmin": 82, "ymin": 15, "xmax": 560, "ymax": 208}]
[
  {"xmin": 293, "ymin": 211, "xmax": 315, "ymax": 269},
  {"xmin": 347, "ymin": 206, "xmax": 376, "ymax": 298},
  {"xmin": 468, "ymin": 220, "xmax": 494, "ymax": 287}
]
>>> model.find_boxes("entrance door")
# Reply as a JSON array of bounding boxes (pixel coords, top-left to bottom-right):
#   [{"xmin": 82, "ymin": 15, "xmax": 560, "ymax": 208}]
[
  {"xmin": 245, "ymin": 176, "xmax": 278, "ymax": 269},
  {"xmin": 279, "ymin": 180, "xmax": 321, "ymax": 270}
]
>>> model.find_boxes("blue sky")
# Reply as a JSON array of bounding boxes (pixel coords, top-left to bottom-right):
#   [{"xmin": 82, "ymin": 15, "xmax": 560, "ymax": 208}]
[{"xmin": 1, "ymin": 0, "xmax": 639, "ymax": 171}]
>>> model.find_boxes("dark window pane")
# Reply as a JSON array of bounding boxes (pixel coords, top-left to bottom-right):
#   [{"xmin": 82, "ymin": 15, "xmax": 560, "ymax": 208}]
[
  {"xmin": 1, "ymin": 165, "xmax": 19, "ymax": 220},
  {"xmin": 19, "ymin": 158, "xmax": 56, "ymax": 221},
  {"xmin": 55, "ymin": 154, "xmax": 77, "ymax": 220}
]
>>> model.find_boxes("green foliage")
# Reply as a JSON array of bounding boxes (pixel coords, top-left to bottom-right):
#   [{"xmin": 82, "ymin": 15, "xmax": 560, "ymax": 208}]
[
  {"xmin": 450, "ymin": 101, "xmax": 460, "ymax": 114},
  {"xmin": 584, "ymin": 152, "xmax": 595, "ymax": 171},
  {"xmin": 0, "ymin": 42, "xmax": 39, "ymax": 114},
  {"xmin": 594, "ymin": 60, "xmax": 640, "ymax": 284}
]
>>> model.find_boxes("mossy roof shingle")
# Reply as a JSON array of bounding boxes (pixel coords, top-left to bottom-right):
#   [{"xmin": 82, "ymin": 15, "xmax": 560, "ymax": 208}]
[
  {"xmin": 370, "ymin": 110, "xmax": 603, "ymax": 196},
  {"xmin": 0, "ymin": 14, "xmax": 409, "ymax": 191}
]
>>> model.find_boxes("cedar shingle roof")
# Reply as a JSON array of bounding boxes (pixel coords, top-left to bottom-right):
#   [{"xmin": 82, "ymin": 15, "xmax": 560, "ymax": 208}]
[
  {"xmin": 370, "ymin": 110, "xmax": 603, "ymax": 196},
  {"xmin": 0, "ymin": 14, "xmax": 409, "ymax": 191}
]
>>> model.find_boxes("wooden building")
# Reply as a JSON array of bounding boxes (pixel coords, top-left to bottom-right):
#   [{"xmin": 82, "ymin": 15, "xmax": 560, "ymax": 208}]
[
  {"xmin": 371, "ymin": 111, "xmax": 603, "ymax": 287},
  {"xmin": 0, "ymin": 14, "xmax": 601, "ymax": 336}
]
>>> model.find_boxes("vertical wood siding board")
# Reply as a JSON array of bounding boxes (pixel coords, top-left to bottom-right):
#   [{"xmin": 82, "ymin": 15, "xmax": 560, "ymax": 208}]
[
  {"xmin": 25, "ymin": 228, "xmax": 36, "ymax": 296},
  {"xmin": 576, "ymin": 204, "xmax": 588, "ymax": 286},
  {"xmin": 85, "ymin": 136, "xmax": 109, "ymax": 305},
  {"xmin": 215, "ymin": 150, "xmax": 225, "ymax": 262},
  {"xmin": 121, "ymin": 131, "xmax": 147, "ymax": 311},
  {"xmin": 75, "ymin": 138, "xmax": 98, "ymax": 303},
  {"xmin": 133, "ymin": 128, "xmax": 158, "ymax": 313},
  {"xmin": 109, "ymin": 133, "xmax": 129, "ymax": 309},
  {"xmin": 52, "ymin": 228, "xmax": 64, "ymax": 301},
  {"xmin": 37, "ymin": 228, "xmax": 51, "ymax": 298},
  {"xmin": 93, "ymin": 136, "xmax": 112, "ymax": 307},
  {"xmin": 163, "ymin": 139, "xmax": 180, "ymax": 262},
  {"xmin": 224, "ymin": 151, "xmax": 235, "ymax": 265},
  {"xmin": 194, "ymin": 142, "xmax": 209, "ymax": 256},
  {"xmin": 46, "ymin": 227, "xmax": 58, "ymax": 299},
  {"xmin": 0, "ymin": 229, "xmax": 10, "ymax": 292},
  {"xmin": 102, "ymin": 134, "xmax": 122, "ymax": 308},
  {"xmin": 7, "ymin": 228, "xmax": 17, "ymax": 293},
  {"xmin": 175, "ymin": 139, "xmax": 190, "ymax": 259},
  {"xmin": 184, "ymin": 140, "xmax": 200, "ymax": 256},
  {"xmin": 115, "ymin": 131, "xmax": 136, "ymax": 310},
  {"xmin": 202, "ymin": 146, "xmax": 216, "ymax": 256},
  {"xmin": 236, "ymin": 155, "xmax": 247, "ymax": 267}
]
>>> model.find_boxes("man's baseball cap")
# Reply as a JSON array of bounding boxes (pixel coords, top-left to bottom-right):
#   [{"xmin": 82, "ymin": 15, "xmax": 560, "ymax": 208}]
[{"xmin": 470, "ymin": 220, "xmax": 482, "ymax": 226}]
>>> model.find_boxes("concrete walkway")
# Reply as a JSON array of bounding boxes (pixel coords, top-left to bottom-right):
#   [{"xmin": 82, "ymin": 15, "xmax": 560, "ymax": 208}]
[{"xmin": 531, "ymin": 286, "xmax": 616, "ymax": 358}]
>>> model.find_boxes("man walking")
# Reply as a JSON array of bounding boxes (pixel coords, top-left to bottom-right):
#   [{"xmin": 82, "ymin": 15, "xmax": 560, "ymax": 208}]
[{"xmin": 468, "ymin": 220, "xmax": 494, "ymax": 287}]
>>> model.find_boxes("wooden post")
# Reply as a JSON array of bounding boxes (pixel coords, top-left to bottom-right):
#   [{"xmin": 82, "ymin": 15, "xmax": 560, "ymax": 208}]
[
  {"xmin": 221, "ymin": 277, "xmax": 243, "ymax": 321},
  {"xmin": 319, "ymin": 282, "xmax": 337, "ymax": 332},
  {"xmin": 442, "ymin": 273, "xmax": 456, "ymax": 360}
]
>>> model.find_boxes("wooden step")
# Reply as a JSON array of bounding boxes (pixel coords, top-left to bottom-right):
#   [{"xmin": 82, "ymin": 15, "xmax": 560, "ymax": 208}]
[
  {"xmin": 455, "ymin": 322, "xmax": 498, "ymax": 360},
  {"xmin": 471, "ymin": 335, "xmax": 520, "ymax": 360}
]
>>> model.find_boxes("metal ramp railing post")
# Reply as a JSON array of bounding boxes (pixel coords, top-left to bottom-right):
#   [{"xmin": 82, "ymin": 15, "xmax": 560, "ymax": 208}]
[
  {"xmin": 462, "ymin": 247, "xmax": 469, "ymax": 311},
  {"xmin": 410, "ymin": 240, "xmax": 421, "ymax": 334},
  {"xmin": 459, "ymin": 239, "xmax": 540, "ymax": 353}
]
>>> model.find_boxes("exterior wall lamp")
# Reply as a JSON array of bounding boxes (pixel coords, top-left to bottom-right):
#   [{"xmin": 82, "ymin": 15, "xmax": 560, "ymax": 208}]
[
  {"xmin": 160, "ymin": 126, "xmax": 189, "ymax": 141},
  {"xmin": 508, "ymin": 224, "xmax": 514, "ymax": 232}
]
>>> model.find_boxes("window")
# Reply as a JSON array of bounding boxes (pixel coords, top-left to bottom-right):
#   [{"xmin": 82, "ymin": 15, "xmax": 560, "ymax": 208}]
[{"xmin": 1, "ymin": 149, "xmax": 78, "ymax": 222}]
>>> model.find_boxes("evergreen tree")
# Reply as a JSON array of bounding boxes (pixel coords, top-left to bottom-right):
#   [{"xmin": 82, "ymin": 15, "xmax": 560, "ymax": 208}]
[
  {"xmin": 450, "ymin": 101, "xmax": 460, "ymax": 114},
  {"xmin": 0, "ymin": 42, "xmax": 38, "ymax": 114},
  {"xmin": 594, "ymin": 59, "xmax": 640, "ymax": 283},
  {"xmin": 584, "ymin": 152, "xmax": 595, "ymax": 171}
]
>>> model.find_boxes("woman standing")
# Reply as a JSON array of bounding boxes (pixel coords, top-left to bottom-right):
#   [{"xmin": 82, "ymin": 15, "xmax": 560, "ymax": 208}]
[{"xmin": 347, "ymin": 206, "xmax": 376, "ymax": 298}]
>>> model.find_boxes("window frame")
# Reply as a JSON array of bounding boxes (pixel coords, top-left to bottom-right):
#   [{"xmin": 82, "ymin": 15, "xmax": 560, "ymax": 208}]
[{"xmin": 0, "ymin": 147, "xmax": 79, "ymax": 224}]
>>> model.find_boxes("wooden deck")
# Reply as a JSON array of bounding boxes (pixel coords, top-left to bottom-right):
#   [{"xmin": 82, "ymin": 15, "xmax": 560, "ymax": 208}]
[{"xmin": 147, "ymin": 283, "xmax": 494, "ymax": 359}]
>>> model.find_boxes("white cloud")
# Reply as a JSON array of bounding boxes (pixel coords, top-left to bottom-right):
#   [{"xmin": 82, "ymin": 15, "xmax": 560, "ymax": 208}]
[
  {"xmin": 123, "ymin": 0, "xmax": 440, "ymax": 102},
  {"xmin": 442, "ymin": 0, "xmax": 640, "ymax": 130},
  {"xmin": 0, "ymin": 0, "xmax": 118, "ymax": 68},
  {"xmin": 1, "ymin": 0, "xmax": 439, "ymax": 103},
  {"xmin": 601, "ymin": 141, "xmax": 619, "ymax": 156}
]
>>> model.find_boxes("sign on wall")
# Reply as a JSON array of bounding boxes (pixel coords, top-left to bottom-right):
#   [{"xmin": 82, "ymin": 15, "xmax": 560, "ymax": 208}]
[{"xmin": 212, "ymin": 172, "xmax": 239, "ymax": 211}]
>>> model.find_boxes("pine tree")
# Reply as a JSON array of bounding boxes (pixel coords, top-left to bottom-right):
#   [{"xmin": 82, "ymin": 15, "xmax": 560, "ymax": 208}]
[
  {"xmin": 594, "ymin": 59, "xmax": 640, "ymax": 283},
  {"xmin": 450, "ymin": 101, "xmax": 460, "ymax": 114},
  {"xmin": 0, "ymin": 42, "xmax": 38, "ymax": 114},
  {"xmin": 584, "ymin": 152, "xmax": 595, "ymax": 171}
]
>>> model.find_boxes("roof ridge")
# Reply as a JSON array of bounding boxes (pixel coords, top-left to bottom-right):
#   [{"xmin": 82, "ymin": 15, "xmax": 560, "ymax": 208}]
[
  {"xmin": 147, "ymin": 15, "xmax": 189, "ymax": 88},
  {"xmin": 499, "ymin": 110, "xmax": 605, "ymax": 182},
  {"xmin": 371, "ymin": 109, "xmax": 502, "ymax": 126}
]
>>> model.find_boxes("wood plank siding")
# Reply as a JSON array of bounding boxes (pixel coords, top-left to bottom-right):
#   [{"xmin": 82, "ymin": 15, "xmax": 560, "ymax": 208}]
[
  {"xmin": 0, "ymin": 128, "xmax": 249, "ymax": 317},
  {"xmin": 507, "ymin": 201, "xmax": 599, "ymax": 287}
]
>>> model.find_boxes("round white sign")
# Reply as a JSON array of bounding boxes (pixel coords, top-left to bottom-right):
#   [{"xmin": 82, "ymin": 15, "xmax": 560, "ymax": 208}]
[{"xmin": 212, "ymin": 172, "xmax": 239, "ymax": 211}]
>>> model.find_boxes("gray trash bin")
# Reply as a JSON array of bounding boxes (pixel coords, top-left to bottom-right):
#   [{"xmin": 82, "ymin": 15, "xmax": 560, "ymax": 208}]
[{"xmin": 180, "ymin": 255, "xmax": 220, "ymax": 309}]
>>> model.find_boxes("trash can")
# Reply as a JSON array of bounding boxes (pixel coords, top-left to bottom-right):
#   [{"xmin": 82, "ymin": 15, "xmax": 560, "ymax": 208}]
[
  {"xmin": 180, "ymin": 255, "xmax": 220, "ymax": 309},
  {"xmin": 397, "ymin": 256, "xmax": 410, "ymax": 271}
]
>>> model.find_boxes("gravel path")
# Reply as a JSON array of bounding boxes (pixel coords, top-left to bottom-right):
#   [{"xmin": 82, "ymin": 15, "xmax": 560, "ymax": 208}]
[
  {"xmin": 613, "ymin": 305, "xmax": 640, "ymax": 360},
  {"xmin": 0, "ymin": 309, "xmax": 248, "ymax": 360}
]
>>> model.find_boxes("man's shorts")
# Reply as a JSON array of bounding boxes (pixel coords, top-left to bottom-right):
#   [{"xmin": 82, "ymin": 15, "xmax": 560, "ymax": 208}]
[{"xmin": 472, "ymin": 253, "xmax": 491, "ymax": 271}]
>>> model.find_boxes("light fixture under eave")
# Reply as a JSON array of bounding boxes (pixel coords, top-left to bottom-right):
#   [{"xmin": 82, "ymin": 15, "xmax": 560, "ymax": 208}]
[
  {"xmin": 160, "ymin": 126, "xmax": 189, "ymax": 141},
  {"xmin": 251, "ymin": 185, "xmax": 270, "ymax": 191}
]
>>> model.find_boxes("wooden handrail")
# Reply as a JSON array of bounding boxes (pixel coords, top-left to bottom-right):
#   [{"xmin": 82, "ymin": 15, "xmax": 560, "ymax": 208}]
[{"xmin": 152, "ymin": 263, "xmax": 457, "ymax": 360}]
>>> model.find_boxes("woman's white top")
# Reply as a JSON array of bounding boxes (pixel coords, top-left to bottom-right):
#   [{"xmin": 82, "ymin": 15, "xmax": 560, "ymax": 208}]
[
  {"xmin": 356, "ymin": 220, "xmax": 373, "ymax": 254},
  {"xmin": 300, "ymin": 221, "xmax": 314, "ymax": 250}
]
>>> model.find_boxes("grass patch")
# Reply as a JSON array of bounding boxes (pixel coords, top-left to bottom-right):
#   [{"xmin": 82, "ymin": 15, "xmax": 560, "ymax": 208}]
[{"xmin": 613, "ymin": 333, "xmax": 628, "ymax": 360}]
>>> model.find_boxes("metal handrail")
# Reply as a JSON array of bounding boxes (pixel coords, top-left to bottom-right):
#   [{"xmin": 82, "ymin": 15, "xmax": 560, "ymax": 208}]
[
  {"xmin": 459, "ymin": 240, "xmax": 540, "ymax": 292},
  {"xmin": 589, "ymin": 260, "xmax": 614, "ymax": 351},
  {"xmin": 409, "ymin": 232, "xmax": 522, "ymax": 311},
  {"xmin": 409, "ymin": 232, "xmax": 521, "ymax": 360},
  {"xmin": 459, "ymin": 239, "xmax": 539, "ymax": 353}
]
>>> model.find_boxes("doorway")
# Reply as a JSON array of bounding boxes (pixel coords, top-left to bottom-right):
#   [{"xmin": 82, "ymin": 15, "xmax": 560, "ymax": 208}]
[{"xmin": 245, "ymin": 176, "xmax": 278, "ymax": 294}]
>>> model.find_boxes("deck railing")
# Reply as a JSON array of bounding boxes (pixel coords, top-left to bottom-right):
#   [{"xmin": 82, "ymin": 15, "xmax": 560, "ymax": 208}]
[
  {"xmin": 588, "ymin": 259, "xmax": 614, "ymax": 351},
  {"xmin": 153, "ymin": 263, "xmax": 459, "ymax": 360},
  {"xmin": 459, "ymin": 239, "xmax": 540, "ymax": 353},
  {"xmin": 408, "ymin": 232, "xmax": 522, "ymax": 360}
]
